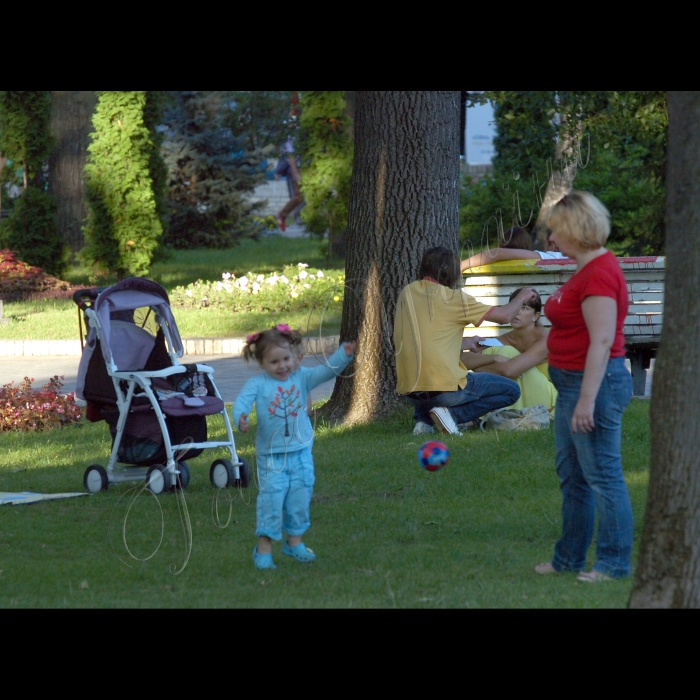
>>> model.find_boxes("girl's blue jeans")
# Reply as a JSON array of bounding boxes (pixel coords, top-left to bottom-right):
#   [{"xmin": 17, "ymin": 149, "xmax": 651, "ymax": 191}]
[
  {"xmin": 549, "ymin": 358, "xmax": 634, "ymax": 578},
  {"xmin": 256, "ymin": 447, "xmax": 315, "ymax": 541},
  {"xmin": 407, "ymin": 372, "xmax": 521, "ymax": 425}
]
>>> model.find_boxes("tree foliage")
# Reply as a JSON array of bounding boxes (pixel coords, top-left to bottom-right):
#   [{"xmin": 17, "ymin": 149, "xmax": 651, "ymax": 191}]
[
  {"xmin": 461, "ymin": 91, "xmax": 668, "ymax": 255},
  {"xmin": 82, "ymin": 91, "xmax": 163, "ymax": 280},
  {"xmin": 161, "ymin": 91, "xmax": 267, "ymax": 249},
  {"xmin": 226, "ymin": 91, "xmax": 296, "ymax": 151},
  {"xmin": 0, "ymin": 91, "xmax": 64, "ymax": 276},
  {"xmin": 296, "ymin": 91, "xmax": 353, "ymax": 255}
]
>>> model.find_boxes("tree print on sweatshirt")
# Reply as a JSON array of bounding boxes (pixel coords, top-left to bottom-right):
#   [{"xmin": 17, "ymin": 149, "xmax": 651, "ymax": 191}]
[{"xmin": 268, "ymin": 385, "xmax": 303, "ymax": 438}]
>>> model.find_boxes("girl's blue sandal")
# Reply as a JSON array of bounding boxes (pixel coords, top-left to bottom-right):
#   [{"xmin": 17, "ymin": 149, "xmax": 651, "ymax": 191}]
[
  {"xmin": 253, "ymin": 546, "xmax": 277, "ymax": 570},
  {"xmin": 283, "ymin": 541, "xmax": 317, "ymax": 563}
]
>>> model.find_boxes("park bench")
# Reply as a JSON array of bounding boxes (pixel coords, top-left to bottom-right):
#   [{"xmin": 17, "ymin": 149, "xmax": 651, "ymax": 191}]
[{"xmin": 461, "ymin": 256, "xmax": 665, "ymax": 396}]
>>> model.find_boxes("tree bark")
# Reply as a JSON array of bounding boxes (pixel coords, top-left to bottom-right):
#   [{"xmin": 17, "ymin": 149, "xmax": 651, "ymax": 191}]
[
  {"xmin": 628, "ymin": 91, "xmax": 700, "ymax": 609},
  {"xmin": 320, "ymin": 91, "xmax": 461, "ymax": 424},
  {"xmin": 48, "ymin": 91, "xmax": 97, "ymax": 254}
]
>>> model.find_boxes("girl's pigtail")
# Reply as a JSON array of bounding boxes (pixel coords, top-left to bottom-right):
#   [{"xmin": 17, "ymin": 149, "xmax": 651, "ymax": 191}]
[{"xmin": 244, "ymin": 331, "xmax": 262, "ymax": 363}]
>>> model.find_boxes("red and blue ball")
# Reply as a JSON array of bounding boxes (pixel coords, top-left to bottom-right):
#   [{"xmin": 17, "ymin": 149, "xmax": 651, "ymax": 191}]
[{"xmin": 418, "ymin": 440, "xmax": 450, "ymax": 472}]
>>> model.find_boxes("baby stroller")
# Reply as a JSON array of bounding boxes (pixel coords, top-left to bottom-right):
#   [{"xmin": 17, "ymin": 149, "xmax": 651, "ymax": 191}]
[{"xmin": 74, "ymin": 277, "xmax": 250, "ymax": 495}]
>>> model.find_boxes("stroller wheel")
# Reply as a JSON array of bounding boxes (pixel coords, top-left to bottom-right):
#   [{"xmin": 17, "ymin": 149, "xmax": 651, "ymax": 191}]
[
  {"xmin": 210, "ymin": 459, "xmax": 234, "ymax": 489},
  {"xmin": 146, "ymin": 465, "xmax": 170, "ymax": 495},
  {"xmin": 174, "ymin": 461, "xmax": 190, "ymax": 490},
  {"xmin": 84, "ymin": 465, "xmax": 109, "ymax": 493},
  {"xmin": 233, "ymin": 456, "xmax": 251, "ymax": 489}
]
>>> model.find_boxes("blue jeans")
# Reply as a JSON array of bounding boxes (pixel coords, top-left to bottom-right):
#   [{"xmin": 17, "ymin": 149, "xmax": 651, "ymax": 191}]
[
  {"xmin": 549, "ymin": 358, "xmax": 633, "ymax": 578},
  {"xmin": 406, "ymin": 373, "xmax": 521, "ymax": 425}
]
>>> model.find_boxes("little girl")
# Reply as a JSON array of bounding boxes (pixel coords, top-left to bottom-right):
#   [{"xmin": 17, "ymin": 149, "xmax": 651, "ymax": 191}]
[{"xmin": 233, "ymin": 323, "xmax": 356, "ymax": 570}]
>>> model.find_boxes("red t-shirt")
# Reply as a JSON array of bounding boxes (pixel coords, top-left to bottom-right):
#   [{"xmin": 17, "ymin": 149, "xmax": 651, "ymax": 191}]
[{"xmin": 545, "ymin": 251, "xmax": 628, "ymax": 371}]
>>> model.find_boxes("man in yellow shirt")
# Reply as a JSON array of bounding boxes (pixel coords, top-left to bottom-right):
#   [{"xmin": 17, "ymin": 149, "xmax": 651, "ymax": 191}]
[{"xmin": 395, "ymin": 246, "xmax": 537, "ymax": 435}]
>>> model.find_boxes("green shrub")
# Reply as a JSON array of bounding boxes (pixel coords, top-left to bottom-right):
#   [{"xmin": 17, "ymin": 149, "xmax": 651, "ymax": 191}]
[
  {"xmin": 82, "ymin": 91, "xmax": 163, "ymax": 280},
  {"xmin": 0, "ymin": 188, "xmax": 65, "ymax": 276}
]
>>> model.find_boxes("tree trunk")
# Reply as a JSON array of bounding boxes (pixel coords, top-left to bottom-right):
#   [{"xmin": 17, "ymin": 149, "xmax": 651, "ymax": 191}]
[
  {"xmin": 628, "ymin": 91, "xmax": 700, "ymax": 609},
  {"xmin": 320, "ymin": 91, "xmax": 461, "ymax": 424},
  {"xmin": 534, "ymin": 112, "xmax": 581, "ymax": 248},
  {"xmin": 48, "ymin": 91, "xmax": 97, "ymax": 254}
]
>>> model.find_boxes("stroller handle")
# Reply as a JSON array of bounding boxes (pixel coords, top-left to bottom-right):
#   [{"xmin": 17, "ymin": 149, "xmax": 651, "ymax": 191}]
[{"xmin": 73, "ymin": 287, "xmax": 107, "ymax": 311}]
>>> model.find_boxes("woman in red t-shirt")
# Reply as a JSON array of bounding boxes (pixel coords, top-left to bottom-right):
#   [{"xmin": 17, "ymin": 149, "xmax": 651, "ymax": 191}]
[{"xmin": 534, "ymin": 191, "xmax": 634, "ymax": 583}]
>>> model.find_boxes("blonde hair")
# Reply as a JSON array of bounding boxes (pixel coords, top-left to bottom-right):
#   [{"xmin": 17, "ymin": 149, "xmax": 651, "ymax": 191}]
[{"xmin": 545, "ymin": 191, "xmax": 611, "ymax": 251}]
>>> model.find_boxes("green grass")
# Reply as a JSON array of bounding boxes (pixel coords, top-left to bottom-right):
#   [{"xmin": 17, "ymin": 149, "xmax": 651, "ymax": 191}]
[
  {"xmin": 0, "ymin": 237, "xmax": 343, "ymax": 340},
  {"xmin": 0, "ymin": 399, "xmax": 651, "ymax": 608}
]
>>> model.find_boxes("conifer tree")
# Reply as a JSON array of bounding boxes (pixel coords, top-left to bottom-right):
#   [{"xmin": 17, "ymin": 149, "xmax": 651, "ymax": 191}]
[
  {"xmin": 161, "ymin": 91, "xmax": 266, "ymax": 249},
  {"xmin": 82, "ymin": 91, "xmax": 163, "ymax": 280},
  {"xmin": 0, "ymin": 91, "xmax": 64, "ymax": 276},
  {"xmin": 297, "ymin": 91, "xmax": 353, "ymax": 260}
]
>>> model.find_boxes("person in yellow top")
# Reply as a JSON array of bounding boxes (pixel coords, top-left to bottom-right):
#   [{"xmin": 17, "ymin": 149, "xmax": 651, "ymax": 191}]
[
  {"xmin": 394, "ymin": 246, "xmax": 537, "ymax": 436},
  {"xmin": 462, "ymin": 289, "xmax": 557, "ymax": 412}
]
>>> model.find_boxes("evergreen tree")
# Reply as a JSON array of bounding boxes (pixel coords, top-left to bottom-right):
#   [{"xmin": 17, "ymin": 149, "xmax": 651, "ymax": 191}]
[
  {"xmin": 0, "ymin": 91, "xmax": 64, "ymax": 277},
  {"xmin": 297, "ymin": 91, "xmax": 353, "ymax": 260},
  {"xmin": 227, "ymin": 91, "xmax": 296, "ymax": 151},
  {"xmin": 143, "ymin": 91, "xmax": 170, "ymax": 234},
  {"xmin": 82, "ymin": 91, "xmax": 163, "ymax": 280},
  {"xmin": 161, "ymin": 91, "xmax": 266, "ymax": 249}
]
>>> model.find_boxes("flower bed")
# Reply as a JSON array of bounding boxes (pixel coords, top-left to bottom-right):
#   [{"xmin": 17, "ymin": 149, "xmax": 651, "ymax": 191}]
[
  {"xmin": 0, "ymin": 249, "xmax": 76, "ymax": 302},
  {"xmin": 169, "ymin": 263, "xmax": 345, "ymax": 314},
  {"xmin": 1, "ymin": 376, "xmax": 82, "ymax": 432}
]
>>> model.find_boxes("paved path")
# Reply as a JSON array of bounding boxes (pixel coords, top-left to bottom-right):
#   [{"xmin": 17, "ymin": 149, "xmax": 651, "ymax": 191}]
[{"xmin": 0, "ymin": 353, "xmax": 338, "ymax": 404}]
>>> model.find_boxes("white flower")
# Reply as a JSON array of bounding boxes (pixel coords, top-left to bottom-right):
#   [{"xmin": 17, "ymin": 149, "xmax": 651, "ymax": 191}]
[
  {"xmin": 298, "ymin": 263, "xmax": 309, "ymax": 269},
  {"xmin": 316, "ymin": 270, "xmax": 325, "ymax": 278},
  {"xmin": 266, "ymin": 275, "xmax": 279, "ymax": 286},
  {"xmin": 303, "ymin": 284, "xmax": 310, "ymax": 289},
  {"xmin": 299, "ymin": 270, "xmax": 309, "ymax": 280},
  {"xmin": 222, "ymin": 272, "xmax": 232, "ymax": 280},
  {"xmin": 237, "ymin": 276, "xmax": 249, "ymax": 288},
  {"xmin": 291, "ymin": 291, "xmax": 299, "ymax": 298},
  {"xmin": 186, "ymin": 290, "xmax": 193, "ymax": 297},
  {"xmin": 252, "ymin": 282, "xmax": 261, "ymax": 294},
  {"xmin": 256, "ymin": 275, "xmax": 265, "ymax": 283},
  {"xmin": 280, "ymin": 276, "xmax": 289, "ymax": 285}
]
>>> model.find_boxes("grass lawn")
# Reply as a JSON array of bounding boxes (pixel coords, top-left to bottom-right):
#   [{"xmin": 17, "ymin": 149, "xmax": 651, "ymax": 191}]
[
  {"xmin": 0, "ymin": 399, "xmax": 650, "ymax": 608},
  {"xmin": 0, "ymin": 236, "xmax": 344, "ymax": 340}
]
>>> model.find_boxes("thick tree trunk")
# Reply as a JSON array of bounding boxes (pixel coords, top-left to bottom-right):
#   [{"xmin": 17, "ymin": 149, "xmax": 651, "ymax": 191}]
[
  {"xmin": 628, "ymin": 91, "xmax": 700, "ymax": 609},
  {"xmin": 320, "ymin": 91, "xmax": 461, "ymax": 424},
  {"xmin": 48, "ymin": 91, "xmax": 97, "ymax": 254}
]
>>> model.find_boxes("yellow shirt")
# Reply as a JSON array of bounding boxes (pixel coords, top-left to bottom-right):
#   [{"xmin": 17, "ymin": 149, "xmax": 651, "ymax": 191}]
[{"xmin": 394, "ymin": 280, "xmax": 492, "ymax": 394}]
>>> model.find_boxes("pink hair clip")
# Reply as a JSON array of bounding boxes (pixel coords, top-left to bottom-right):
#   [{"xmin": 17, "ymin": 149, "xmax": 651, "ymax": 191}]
[
  {"xmin": 246, "ymin": 332, "xmax": 261, "ymax": 344},
  {"xmin": 276, "ymin": 324, "xmax": 292, "ymax": 333}
]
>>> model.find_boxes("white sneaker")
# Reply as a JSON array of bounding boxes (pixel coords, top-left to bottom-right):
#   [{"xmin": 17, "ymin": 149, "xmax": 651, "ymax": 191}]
[
  {"xmin": 429, "ymin": 407, "xmax": 462, "ymax": 436},
  {"xmin": 413, "ymin": 421, "xmax": 435, "ymax": 436}
]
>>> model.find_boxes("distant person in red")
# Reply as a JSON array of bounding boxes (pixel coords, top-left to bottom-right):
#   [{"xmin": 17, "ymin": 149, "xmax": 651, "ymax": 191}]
[{"xmin": 275, "ymin": 147, "xmax": 303, "ymax": 232}]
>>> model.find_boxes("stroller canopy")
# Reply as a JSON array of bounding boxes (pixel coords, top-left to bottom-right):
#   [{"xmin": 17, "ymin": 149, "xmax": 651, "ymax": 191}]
[{"xmin": 93, "ymin": 278, "xmax": 184, "ymax": 371}]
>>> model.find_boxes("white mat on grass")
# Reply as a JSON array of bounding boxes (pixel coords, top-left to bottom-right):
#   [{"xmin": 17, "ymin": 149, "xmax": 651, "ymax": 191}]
[{"xmin": 0, "ymin": 492, "xmax": 89, "ymax": 506}]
